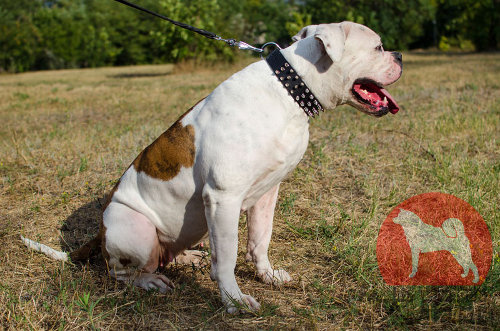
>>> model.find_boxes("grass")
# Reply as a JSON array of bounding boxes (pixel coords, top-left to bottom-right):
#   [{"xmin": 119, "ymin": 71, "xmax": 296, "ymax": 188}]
[{"xmin": 0, "ymin": 53, "xmax": 498, "ymax": 329}]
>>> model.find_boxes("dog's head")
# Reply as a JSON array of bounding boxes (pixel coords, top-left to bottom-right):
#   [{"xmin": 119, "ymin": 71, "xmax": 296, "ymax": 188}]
[
  {"xmin": 393, "ymin": 209, "xmax": 420, "ymax": 227},
  {"xmin": 291, "ymin": 21, "xmax": 402, "ymax": 116}
]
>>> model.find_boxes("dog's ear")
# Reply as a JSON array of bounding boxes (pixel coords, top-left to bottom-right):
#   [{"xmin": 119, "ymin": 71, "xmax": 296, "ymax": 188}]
[
  {"xmin": 292, "ymin": 25, "xmax": 318, "ymax": 42},
  {"xmin": 314, "ymin": 23, "xmax": 346, "ymax": 62}
]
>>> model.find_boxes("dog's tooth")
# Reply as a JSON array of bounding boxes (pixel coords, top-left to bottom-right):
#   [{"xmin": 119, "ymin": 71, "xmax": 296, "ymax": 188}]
[{"xmin": 383, "ymin": 96, "xmax": 387, "ymax": 105}]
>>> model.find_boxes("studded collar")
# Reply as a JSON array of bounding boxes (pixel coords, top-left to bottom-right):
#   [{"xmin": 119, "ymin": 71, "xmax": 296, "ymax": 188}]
[{"xmin": 266, "ymin": 50, "xmax": 324, "ymax": 117}]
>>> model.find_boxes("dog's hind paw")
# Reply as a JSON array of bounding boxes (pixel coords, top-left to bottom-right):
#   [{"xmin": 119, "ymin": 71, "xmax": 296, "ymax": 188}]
[
  {"xmin": 174, "ymin": 250, "xmax": 208, "ymax": 267},
  {"xmin": 259, "ymin": 269, "xmax": 292, "ymax": 285},
  {"xmin": 133, "ymin": 273, "xmax": 175, "ymax": 294}
]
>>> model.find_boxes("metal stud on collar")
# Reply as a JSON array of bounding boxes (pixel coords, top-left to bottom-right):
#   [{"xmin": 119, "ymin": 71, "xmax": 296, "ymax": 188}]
[{"xmin": 265, "ymin": 50, "xmax": 324, "ymax": 118}]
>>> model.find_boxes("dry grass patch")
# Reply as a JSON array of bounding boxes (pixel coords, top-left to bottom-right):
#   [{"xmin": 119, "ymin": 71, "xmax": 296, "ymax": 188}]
[{"xmin": 0, "ymin": 53, "xmax": 498, "ymax": 329}]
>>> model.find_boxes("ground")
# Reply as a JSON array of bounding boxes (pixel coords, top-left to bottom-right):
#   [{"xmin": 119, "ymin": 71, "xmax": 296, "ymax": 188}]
[{"xmin": 0, "ymin": 53, "xmax": 498, "ymax": 329}]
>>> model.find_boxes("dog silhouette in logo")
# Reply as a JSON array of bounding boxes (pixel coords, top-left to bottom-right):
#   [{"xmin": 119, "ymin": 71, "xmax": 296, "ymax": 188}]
[{"xmin": 393, "ymin": 209, "xmax": 479, "ymax": 283}]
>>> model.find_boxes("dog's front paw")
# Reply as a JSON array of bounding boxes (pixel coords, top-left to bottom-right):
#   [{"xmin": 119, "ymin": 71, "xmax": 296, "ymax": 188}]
[
  {"xmin": 223, "ymin": 292, "xmax": 261, "ymax": 314},
  {"xmin": 258, "ymin": 269, "xmax": 292, "ymax": 285}
]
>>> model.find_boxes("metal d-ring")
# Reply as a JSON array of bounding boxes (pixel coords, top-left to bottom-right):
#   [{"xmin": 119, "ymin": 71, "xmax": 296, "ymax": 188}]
[{"xmin": 260, "ymin": 42, "xmax": 282, "ymax": 59}]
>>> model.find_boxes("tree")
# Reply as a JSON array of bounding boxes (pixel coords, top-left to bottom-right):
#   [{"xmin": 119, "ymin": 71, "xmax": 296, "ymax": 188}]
[{"xmin": 303, "ymin": 0, "xmax": 436, "ymax": 50}]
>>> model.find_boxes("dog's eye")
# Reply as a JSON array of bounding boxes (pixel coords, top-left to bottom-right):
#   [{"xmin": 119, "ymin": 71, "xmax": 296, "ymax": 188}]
[{"xmin": 375, "ymin": 45, "xmax": 384, "ymax": 52}]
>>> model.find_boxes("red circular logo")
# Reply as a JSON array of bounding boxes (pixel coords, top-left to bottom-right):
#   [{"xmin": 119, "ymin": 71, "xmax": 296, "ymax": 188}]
[{"xmin": 377, "ymin": 192, "xmax": 492, "ymax": 285}]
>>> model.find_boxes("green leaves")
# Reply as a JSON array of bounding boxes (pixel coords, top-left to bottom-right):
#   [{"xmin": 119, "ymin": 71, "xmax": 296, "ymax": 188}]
[{"xmin": 1, "ymin": 0, "xmax": 497, "ymax": 72}]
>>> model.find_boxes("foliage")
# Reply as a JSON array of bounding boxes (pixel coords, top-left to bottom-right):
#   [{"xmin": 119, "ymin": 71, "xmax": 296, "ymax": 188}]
[
  {"xmin": 303, "ymin": 0, "xmax": 437, "ymax": 50},
  {"xmin": 0, "ymin": 0, "xmax": 498, "ymax": 72},
  {"xmin": 435, "ymin": 0, "xmax": 499, "ymax": 51},
  {"xmin": 150, "ymin": 0, "xmax": 233, "ymax": 62}
]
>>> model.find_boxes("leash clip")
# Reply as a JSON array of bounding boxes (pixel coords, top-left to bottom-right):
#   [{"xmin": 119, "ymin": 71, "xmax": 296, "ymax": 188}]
[{"xmin": 218, "ymin": 37, "xmax": 281, "ymax": 54}]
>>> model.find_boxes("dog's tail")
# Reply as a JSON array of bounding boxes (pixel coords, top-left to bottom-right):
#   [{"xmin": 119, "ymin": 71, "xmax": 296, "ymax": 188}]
[
  {"xmin": 441, "ymin": 218, "xmax": 465, "ymax": 238},
  {"xmin": 21, "ymin": 232, "xmax": 102, "ymax": 262}
]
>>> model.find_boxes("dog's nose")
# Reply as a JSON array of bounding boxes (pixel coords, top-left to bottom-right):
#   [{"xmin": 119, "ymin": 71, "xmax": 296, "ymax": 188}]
[
  {"xmin": 392, "ymin": 52, "xmax": 402, "ymax": 63},
  {"xmin": 392, "ymin": 52, "xmax": 402, "ymax": 68}
]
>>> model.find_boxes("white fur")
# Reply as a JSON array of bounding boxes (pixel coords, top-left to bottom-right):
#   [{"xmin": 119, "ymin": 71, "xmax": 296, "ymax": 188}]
[
  {"xmin": 21, "ymin": 236, "xmax": 68, "ymax": 261},
  {"xmin": 24, "ymin": 22, "xmax": 403, "ymax": 313}
]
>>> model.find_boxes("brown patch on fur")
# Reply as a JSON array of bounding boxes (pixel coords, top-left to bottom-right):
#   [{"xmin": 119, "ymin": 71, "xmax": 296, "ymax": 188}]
[
  {"xmin": 98, "ymin": 180, "xmax": 122, "ymax": 262},
  {"xmin": 119, "ymin": 257, "xmax": 132, "ymax": 266},
  {"xmin": 132, "ymin": 121, "xmax": 195, "ymax": 181},
  {"xmin": 102, "ymin": 179, "xmax": 121, "ymax": 212},
  {"xmin": 131, "ymin": 98, "xmax": 204, "ymax": 181},
  {"xmin": 131, "ymin": 100, "xmax": 203, "ymax": 181},
  {"xmin": 142, "ymin": 238, "xmax": 161, "ymax": 273},
  {"xmin": 69, "ymin": 234, "xmax": 101, "ymax": 261},
  {"xmin": 72, "ymin": 99, "xmax": 204, "ymax": 263},
  {"xmin": 178, "ymin": 97, "xmax": 204, "ymax": 121}
]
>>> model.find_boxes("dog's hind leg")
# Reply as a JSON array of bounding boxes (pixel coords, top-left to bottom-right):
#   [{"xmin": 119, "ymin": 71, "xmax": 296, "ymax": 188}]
[
  {"xmin": 246, "ymin": 184, "xmax": 291, "ymax": 285},
  {"xmin": 103, "ymin": 202, "xmax": 174, "ymax": 293},
  {"xmin": 470, "ymin": 263, "xmax": 479, "ymax": 283},
  {"xmin": 454, "ymin": 253, "xmax": 480, "ymax": 283}
]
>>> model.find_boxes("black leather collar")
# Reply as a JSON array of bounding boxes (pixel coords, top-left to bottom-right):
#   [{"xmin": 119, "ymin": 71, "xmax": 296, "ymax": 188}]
[{"xmin": 266, "ymin": 50, "xmax": 324, "ymax": 117}]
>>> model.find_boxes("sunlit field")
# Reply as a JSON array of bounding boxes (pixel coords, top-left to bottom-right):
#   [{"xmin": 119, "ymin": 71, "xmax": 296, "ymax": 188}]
[{"xmin": 0, "ymin": 53, "xmax": 498, "ymax": 329}]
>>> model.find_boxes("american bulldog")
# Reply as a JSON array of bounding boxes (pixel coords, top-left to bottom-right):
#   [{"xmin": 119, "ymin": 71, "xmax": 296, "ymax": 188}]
[{"xmin": 22, "ymin": 21, "xmax": 402, "ymax": 313}]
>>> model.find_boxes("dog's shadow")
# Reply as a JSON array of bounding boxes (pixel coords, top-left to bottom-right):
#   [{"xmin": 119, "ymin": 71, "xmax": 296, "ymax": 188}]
[{"xmin": 60, "ymin": 196, "xmax": 106, "ymax": 266}]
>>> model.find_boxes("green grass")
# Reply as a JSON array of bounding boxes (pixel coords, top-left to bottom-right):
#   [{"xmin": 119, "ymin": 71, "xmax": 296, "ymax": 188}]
[{"xmin": 0, "ymin": 53, "xmax": 498, "ymax": 329}]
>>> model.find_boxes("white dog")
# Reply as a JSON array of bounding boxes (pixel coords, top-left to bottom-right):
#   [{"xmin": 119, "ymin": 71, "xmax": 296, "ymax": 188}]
[
  {"xmin": 22, "ymin": 21, "xmax": 402, "ymax": 312},
  {"xmin": 393, "ymin": 209, "xmax": 479, "ymax": 283}
]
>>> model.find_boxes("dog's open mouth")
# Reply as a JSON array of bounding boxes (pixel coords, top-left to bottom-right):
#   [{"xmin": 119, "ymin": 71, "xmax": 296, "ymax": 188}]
[{"xmin": 352, "ymin": 79, "xmax": 400, "ymax": 115}]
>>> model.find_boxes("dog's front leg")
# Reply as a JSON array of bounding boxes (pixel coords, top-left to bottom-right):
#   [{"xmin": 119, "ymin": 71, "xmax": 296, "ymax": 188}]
[
  {"xmin": 246, "ymin": 184, "xmax": 291, "ymax": 285},
  {"xmin": 409, "ymin": 246, "xmax": 420, "ymax": 278},
  {"xmin": 203, "ymin": 185, "xmax": 260, "ymax": 313}
]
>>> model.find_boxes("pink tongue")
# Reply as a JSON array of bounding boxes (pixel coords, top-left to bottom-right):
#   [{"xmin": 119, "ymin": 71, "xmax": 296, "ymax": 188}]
[{"xmin": 380, "ymin": 87, "xmax": 400, "ymax": 114}]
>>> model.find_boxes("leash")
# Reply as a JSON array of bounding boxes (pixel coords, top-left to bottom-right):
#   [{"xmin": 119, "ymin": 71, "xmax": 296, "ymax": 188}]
[
  {"xmin": 112, "ymin": 0, "xmax": 280, "ymax": 54},
  {"xmin": 112, "ymin": 0, "xmax": 323, "ymax": 118}
]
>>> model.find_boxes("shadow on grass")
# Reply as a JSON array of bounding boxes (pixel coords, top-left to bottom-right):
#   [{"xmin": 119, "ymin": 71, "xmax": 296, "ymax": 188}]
[
  {"xmin": 108, "ymin": 71, "xmax": 172, "ymax": 79},
  {"xmin": 60, "ymin": 197, "xmax": 104, "ymax": 252}
]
